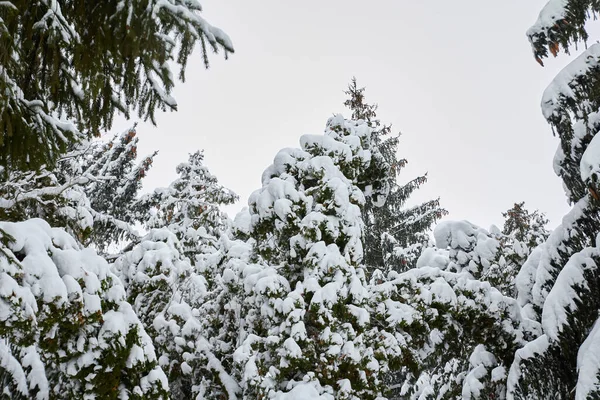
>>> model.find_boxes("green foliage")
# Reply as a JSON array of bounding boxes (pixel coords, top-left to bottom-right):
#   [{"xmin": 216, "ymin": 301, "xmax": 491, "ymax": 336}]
[
  {"xmin": 0, "ymin": 127, "xmax": 155, "ymax": 251},
  {"xmin": 343, "ymin": 78, "xmax": 447, "ymax": 272},
  {"xmin": 527, "ymin": 0, "xmax": 600, "ymax": 63},
  {"xmin": 375, "ymin": 218, "xmax": 530, "ymax": 399},
  {"xmin": 231, "ymin": 115, "xmax": 398, "ymax": 399},
  {"xmin": 0, "ymin": 0, "xmax": 233, "ymax": 171},
  {"xmin": 502, "ymin": 202, "xmax": 549, "ymax": 247},
  {"xmin": 77, "ymin": 127, "xmax": 157, "ymax": 250},
  {"xmin": 138, "ymin": 150, "xmax": 238, "ymax": 264},
  {"xmin": 504, "ymin": 4, "xmax": 600, "ymax": 398},
  {"xmin": 0, "ymin": 219, "xmax": 168, "ymax": 399},
  {"xmin": 114, "ymin": 228, "xmax": 239, "ymax": 399}
]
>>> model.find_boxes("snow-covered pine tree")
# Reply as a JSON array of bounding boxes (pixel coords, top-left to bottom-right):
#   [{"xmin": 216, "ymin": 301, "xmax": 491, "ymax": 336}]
[
  {"xmin": 0, "ymin": 0, "xmax": 233, "ymax": 171},
  {"xmin": 0, "ymin": 127, "xmax": 154, "ymax": 251},
  {"xmin": 138, "ymin": 150, "xmax": 238, "ymax": 264},
  {"xmin": 70, "ymin": 127, "xmax": 157, "ymax": 251},
  {"xmin": 112, "ymin": 228, "xmax": 239, "ymax": 399},
  {"xmin": 492, "ymin": 203, "xmax": 549, "ymax": 297},
  {"xmin": 0, "ymin": 219, "xmax": 168, "ymax": 399},
  {"xmin": 344, "ymin": 78, "xmax": 447, "ymax": 273},
  {"xmin": 230, "ymin": 115, "xmax": 401, "ymax": 399},
  {"xmin": 375, "ymin": 220, "xmax": 533, "ymax": 400},
  {"xmin": 502, "ymin": 3, "xmax": 600, "ymax": 398}
]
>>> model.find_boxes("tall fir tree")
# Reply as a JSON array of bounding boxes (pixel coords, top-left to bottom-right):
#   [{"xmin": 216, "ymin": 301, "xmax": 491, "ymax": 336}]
[
  {"xmin": 138, "ymin": 150, "xmax": 238, "ymax": 264},
  {"xmin": 224, "ymin": 115, "xmax": 402, "ymax": 399},
  {"xmin": 112, "ymin": 228, "xmax": 239, "ymax": 399},
  {"xmin": 344, "ymin": 78, "xmax": 447, "ymax": 273},
  {"xmin": 502, "ymin": 2, "xmax": 600, "ymax": 398},
  {"xmin": 0, "ymin": 127, "xmax": 155, "ymax": 251},
  {"xmin": 113, "ymin": 150, "xmax": 239, "ymax": 398},
  {"xmin": 378, "ymin": 206, "xmax": 548, "ymax": 400},
  {"xmin": 0, "ymin": 0, "xmax": 233, "ymax": 171}
]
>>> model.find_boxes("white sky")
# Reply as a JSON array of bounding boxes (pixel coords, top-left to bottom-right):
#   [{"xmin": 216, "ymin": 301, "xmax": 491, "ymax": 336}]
[{"xmin": 116, "ymin": 1, "xmax": 587, "ymax": 231}]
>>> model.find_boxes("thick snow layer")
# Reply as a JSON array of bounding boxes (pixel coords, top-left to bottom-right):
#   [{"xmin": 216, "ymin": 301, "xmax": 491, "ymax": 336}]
[
  {"xmin": 273, "ymin": 382, "xmax": 335, "ymax": 400},
  {"xmin": 434, "ymin": 221, "xmax": 479, "ymax": 249},
  {"xmin": 462, "ymin": 345, "xmax": 499, "ymax": 399},
  {"xmin": 506, "ymin": 335, "xmax": 550, "ymax": 400},
  {"xmin": 0, "ymin": 340, "xmax": 28, "ymax": 396},
  {"xmin": 434, "ymin": 221, "xmax": 496, "ymax": 257},
  {"xmin": 541, "ymin": 43, "xmax": 600, "ymax": 120},
  {"xmin": 526, "ymin": 0, "xmax": 568, "ymax": 42},
  {"xmin": 576, "ymin": 317, "xmax": 600, "ymax": 399},
  {"xmin": 416, "ymin": 247, "xmax": 449, "ymax": 270},
  {"xmin": 515, "ymin": 246, "xmax": 543, "ymax": 308},
  {"xmin": 580, "ymin": 132, "xmax": 600, "ymax": 182},
  {"xmin": 531, "ymin": 197, "xmax": 589, "ymax": 314},
  {"xmin": 541, "ymin": 247, "xmax": 597, "ymax": 340}
]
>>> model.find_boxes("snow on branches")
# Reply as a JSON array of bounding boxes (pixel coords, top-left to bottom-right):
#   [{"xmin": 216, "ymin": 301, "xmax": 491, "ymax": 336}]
[
  {"xmin": 0, "ymin": 0, "xmax": 233, "ymax": 170},
  {"xmin": 139, "ymin": 150, "xmax": 238, "ymax": 264},
  {"xmin": 226, "ymin": 115, "xmax": 395, "ymax": 399},
  {"xmin": 0, "ymin": 219, "xmax": 168, "ymax": 399},
  {"xmin": 0, "ymin": 127, "xmax": 154, "ymax": 252}
]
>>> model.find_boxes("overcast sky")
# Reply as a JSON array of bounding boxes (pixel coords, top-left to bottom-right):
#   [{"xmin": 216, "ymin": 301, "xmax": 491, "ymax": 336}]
[{"xmin": 116, "ymin": 1, "xmax": 585, "ymax": 231}]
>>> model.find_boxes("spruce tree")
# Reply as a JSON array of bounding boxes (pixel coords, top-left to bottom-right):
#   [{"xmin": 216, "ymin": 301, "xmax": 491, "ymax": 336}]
[
  {"xmin": 376, "ymin": 202, "xmax": 547, "ymax": 399},
  {"xmin": 113, "ymin": 228, "xmax": 239, "ymax": 399},
  {"xmin": 74, "ymin": 127, "xmax": 156, "ymax": 251},
  {"xmin": 503, "ymin": 3, "xmax": 600, "ymax": 398},
  {"xmin": 113, "ymin": 151, "xmax": 238, "ymax": 398},
  {"xmin": 502, "ymin": 202, "xmax": 548, "ymax": 247},
  {"xmin": 494, "ymin": 203, "xmax": 548, "ymax": 297},
  {"xmin": 0, "ymin": 127, "xmax": 154, "ymax": 251},
  {"xmin": 228, "ymin": 115, "xmax": 401, "ymax": 399},
  {"xmin": 0, "ymin": 0, "xmax": 233, "ymax": 171},
  {"xmin": 344, "ymin": 78, "xmax": 447, "ymax": 273},
  {"xmin": 138, "ymin": 150, "xmax": 238, "ymax": 264},
  {"xmin": 376, "ymin": 219, "xmax": 536, "ymax": 400},
  {"xmin": 0, "ymin": 219, "xmax": 168, "ymax": 399}
]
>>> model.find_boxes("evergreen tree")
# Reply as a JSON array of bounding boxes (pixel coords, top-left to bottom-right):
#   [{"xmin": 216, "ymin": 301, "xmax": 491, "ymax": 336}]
[
  {"xmin": 113, "ymin": 151, "xmax": 238, "ymax": 398},
  {"xmin": 376, "ymin": 219, "xmax": 534, "ymax": 400},
  {"xmin": 502, "ymin": 4, "xmax": 600, "ymax": 398},
  {"xmin": 113, "ymin": 228, "xmax": 239, "ymax": 399},
  {"xmin": 0, "ymin": 127, "xmax": 154, "ymax": 251},
  {"xmin": 377, "ymin": 202, "xmax": 547, "ymax": 399},
  {"xmin": 138, "ymin": 150, "xmax": 238, "ymax": 264},
  {"xmin": 501, "ymin": 202, "xmax": 548, "ymax": 247},
  {"xmin": 0, "ymin": 219, "xmax": 168, "ymax": 399},
  {"xmin": 75, "ymin": 127, "xmax": 156, "ymax": 251},
  {"xmin": 493, "ymin": 202, "xmax": 549, "ymax": 297},
  {"xmin": 0, "ymin": 0, "xmax": 233, "ymax": 171},
  {"xmin": 228, "ymin": 115, "xmax": 401, "ymax": 399},
  {"xmin": 344, "ymin": 78, "xmax": 447, "ymax": 273}
]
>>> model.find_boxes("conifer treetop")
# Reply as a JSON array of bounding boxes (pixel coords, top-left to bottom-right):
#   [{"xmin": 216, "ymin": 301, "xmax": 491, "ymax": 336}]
[
  {"xmin": 232, "ymin": 115, "xmax": 398, "ymax": 399},
  {"xmin": 140, "ymin": 149, "xmax": 237, "ymax": 262},
  {"xmin": 343, "ymin": 78, "xmax": 447, "ymax": 272}
]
